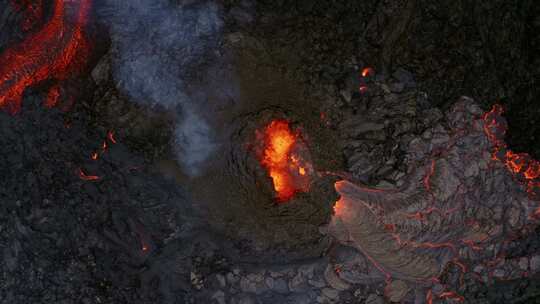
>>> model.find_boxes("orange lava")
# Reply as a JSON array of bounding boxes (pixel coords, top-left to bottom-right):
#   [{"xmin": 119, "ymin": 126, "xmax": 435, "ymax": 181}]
[
  {"xmin": 361, "ymin": 67, "xmax": 374, "ymax": 77},
  {"xmin": 107, "ymin": 130, "xmax": 117, "ymax": 144},
  {"xmin": 525, "ymin": 160, "xmax": 540, "ymax": 180},
  {"xmin": 482, "ymin": 105, "xmax": 540, "ymax": 201},
  {"xmin": 0, "ymin": 0, "xmax": 92, "ymax": 114},
  {"xmin": 78, "ymin": 168, "xmax": 99, "ymax": 181},
  {"xmin": 258, "ymin": 120, "xmax": 311, "ymax": 202},
  {"xmin": 426, "ymin": 290, "xmax": 433, "ymax": 304},
  {"xmin": 505, "ymin": 151, "xmax": 528, "ymax": 173},
  {"xmin": 333, "ymin": 197, "xmax": 345, "ymax": 216}
]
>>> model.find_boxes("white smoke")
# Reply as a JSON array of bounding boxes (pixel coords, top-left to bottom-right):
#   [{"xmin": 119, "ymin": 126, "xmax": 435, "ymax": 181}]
[
  {"xmin": 98, "ymin": 0, "xmax": 223, "ymax": 176},
  {"xmin": 173, "ymin": 108, "xmax": 217, "ymax": 176}
]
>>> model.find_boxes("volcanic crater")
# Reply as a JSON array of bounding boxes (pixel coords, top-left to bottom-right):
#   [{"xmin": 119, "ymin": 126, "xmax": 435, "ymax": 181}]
[{"xmin": 1, "ymin": 1, "xmax": 540, "ymax": 304}]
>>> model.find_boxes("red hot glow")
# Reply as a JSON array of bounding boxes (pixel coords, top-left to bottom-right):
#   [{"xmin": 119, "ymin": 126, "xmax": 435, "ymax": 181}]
[
  {"xmin": 482, "ymin": 105, "xmax": 540, "ymax": 201},
  {"xmin": 0, "ymin": 0, "xmax": 92, "ymax": 114},
  {"xmin": 257, "ymin": 120, "xmax": 312, "ymax": 202}
]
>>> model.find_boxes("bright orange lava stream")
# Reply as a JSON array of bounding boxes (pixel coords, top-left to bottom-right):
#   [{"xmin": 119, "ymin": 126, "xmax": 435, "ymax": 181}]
[
  {"xmin": 0, "ymin": 0, "xmax": 92, "ymax": 114},
  {"xmin": 259, "ymin": 120, "xmax": 310, "ymax": 202}
]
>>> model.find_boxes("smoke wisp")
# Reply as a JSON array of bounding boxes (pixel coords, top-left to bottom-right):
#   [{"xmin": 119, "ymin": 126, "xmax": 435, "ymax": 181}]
[{"xmin": 98, "ymin": 0, "xmax": 224, "ymax": 176}]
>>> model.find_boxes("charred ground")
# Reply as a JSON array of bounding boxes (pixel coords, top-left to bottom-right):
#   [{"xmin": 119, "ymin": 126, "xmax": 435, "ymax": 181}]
[{"xmin": 1, "ymin": 1, "xmax": 539, "ymax": 304}]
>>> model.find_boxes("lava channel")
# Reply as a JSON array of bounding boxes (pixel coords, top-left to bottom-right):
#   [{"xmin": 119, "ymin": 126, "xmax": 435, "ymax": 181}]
[
  {"xmin": 257, "ymin": 119, "xmax": 312, "ymax": 202},
  {"xmin": 0, "ymin": 0, "xmax": 92, "ymax": 114}
]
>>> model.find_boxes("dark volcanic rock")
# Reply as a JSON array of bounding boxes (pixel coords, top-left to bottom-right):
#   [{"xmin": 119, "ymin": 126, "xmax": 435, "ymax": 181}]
[
  {"xmin": 1, "ymin": 0, "xmax": 540, "ymax": 303},
  {"xmin": 0, "ymin": 96, "xmax": 197, "ymax": 303}
]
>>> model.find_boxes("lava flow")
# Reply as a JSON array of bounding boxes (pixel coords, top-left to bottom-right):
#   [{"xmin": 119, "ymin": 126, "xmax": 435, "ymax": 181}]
[
  {"xmin": 482, "ymin": 104, "xmax": 540, "ymax": 200},
  {"xmin": 328, "ymin": 101, "xmax": 540, "ymax": 303},
  {"xmin": 0, "ymin": 0, "xmax": 92, "ymax": 114},
  {"xmin": 257, "ymin": 120, "xmax": 312, "ymax": 202}
]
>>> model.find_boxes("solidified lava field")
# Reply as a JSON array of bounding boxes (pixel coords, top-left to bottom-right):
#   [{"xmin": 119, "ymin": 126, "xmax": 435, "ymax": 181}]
[{"xmin": 1, "ymin": 1, "xmax": 539, "ymax": 304}]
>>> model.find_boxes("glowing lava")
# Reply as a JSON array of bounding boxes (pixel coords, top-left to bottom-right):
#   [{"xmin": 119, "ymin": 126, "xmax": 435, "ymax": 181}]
[
  {"xmin": 327, "ymin": 101, "xmax": 540, "ymax": 303},
  {"xmin": 482, "ymin": 104, "xmax": 540, "ymax": 201},
  {"xmin": 361, "ymin": 67, "xmax": 374, "ymax": 77},
  {"xmin": 333, "ymin": 196, "xmax": 345, "ymax": 216},
  {"xmin": 257, "ymin": 120, "xmax": 311, "ymax": 202},
  {"xmin": 78, "ymin": 168, "xmax": 99, "ymax": 181},
  {"xmin": 0, "ymin": 0, "xmax": 92, "ymax": 114}
]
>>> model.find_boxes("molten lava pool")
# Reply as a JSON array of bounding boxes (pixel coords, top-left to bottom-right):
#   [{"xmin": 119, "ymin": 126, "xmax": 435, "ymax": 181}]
[{"xmin": 257, "ymin": 119, "xmax": 312, "ymax": 202}]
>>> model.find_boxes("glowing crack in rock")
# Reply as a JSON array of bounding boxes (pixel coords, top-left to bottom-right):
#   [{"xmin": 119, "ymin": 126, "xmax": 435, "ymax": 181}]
[
  {"xmin": 327, "ymin": 98, "xmax": 540, "ymax": 302},
  {"xmin": 79, "ymin": 129, "xmax": 117, "ymax": 180},
  {"xmin": 482, "ymin": 104, "xmax": 540, "ymax": 200},
  {"xmin": 256, "ymin": 119, "xmax": 312, "ymax": 202},
  {"xmin": 0, "ymin": 0, "xmax": 92, "ymax": 114}
]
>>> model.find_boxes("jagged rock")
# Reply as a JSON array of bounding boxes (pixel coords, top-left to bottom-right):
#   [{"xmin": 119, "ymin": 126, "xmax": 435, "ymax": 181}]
[
  {"xmin": 212, "ymin": 290, "xmax": 226, "ymax": 304},
  {"xmin": 464, "ymin": 162, "xmax": 479, "ymax": 178},
  {"xmin": 321, "ymin": 288, "xmax": 340, "ymax": 300},
  {"xmin": 288, "ymin": 293, "xmax": 313, "ymax": 304},
  {"xmin": 386, "ymin": 280, "xmax": 410, "ymax": 303},
  {"xmin": 91, "ymin": 51, "xmax": 111, "ymax": 84},
  {"xmin": 269, "ymin": 270, "xmax": 286, "ymax": 278},
  {"xmin": 345, "ymin": 121, "xmax": 386, "ymax": 137},
  {"xmin": 365, "ymin": 293, "xmax": 385, "ymax": 304},
  {"xmin": 1, "ymin": 1, "xmax": 539, "ymax": 303},
  {"xmin": 327, "ymin": 98, "xmax": 539, "ymax": 298},
  {"xmin": 389, "ymin": 82, "xmax": 405, "ymax": 93},
  {"xmin": 227, "ymin": 272, "xmax": 240, "ymax": 285},
  {"xmin": 431, "ymin": 159, "xmax": 461, "ymax": 202},
  {"xmin": 264, "ymin": 276, "xmax": 274, "ymax": 289},
  {"xmin": 216, "ymin": 274, "xmax": 226, "ymax": 288},
  {"xmin": 530, "ymin": 255, "xmax": 540, "ymax": 272},
  {"xmin": 492, "ymin": 269, "xmax": 506, "ymax": 279},
  {"xmin": 272, "ymin": 278, "xmax": 289, "ymax": 294},
  {"xmin": 340, "ymin": 90, "xmax": 352, "ymax": 104},
  {"xmin": 231, "ymin": 293, "xmax": 256, "ymax": 304},
  {"xmin": 519, "ymin": 258, "xmax": 529, "ymax": 271},
  {"xmin": 240, "ymin": 273, "xmax": 266, "ymax": 294},
  {"xmin": 308, "ymin": 278, "xmax": 326, "ymax": 288},
  {"xmin": 298, "ymin": 263, "xmax": 316, "ymax": 280},
  {"xmin": 392, "ymin": 68, "xmax": 415, "ymax": 87},
  {"xmin": 289, "ymin": 271, "xmax": 307, "ymax": 292}
]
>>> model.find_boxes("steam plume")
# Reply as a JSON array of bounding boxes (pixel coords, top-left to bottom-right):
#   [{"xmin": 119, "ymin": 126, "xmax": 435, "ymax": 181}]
[{"xmin": 98, "ymin": 0, "xmax": 223, "ymax": 175}]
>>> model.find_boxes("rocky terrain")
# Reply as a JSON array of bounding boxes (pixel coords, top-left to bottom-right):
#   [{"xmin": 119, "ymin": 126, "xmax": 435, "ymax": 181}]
[{"xmin": 1, "ymin": 0, "xmax": 539, "ymax": 304}]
